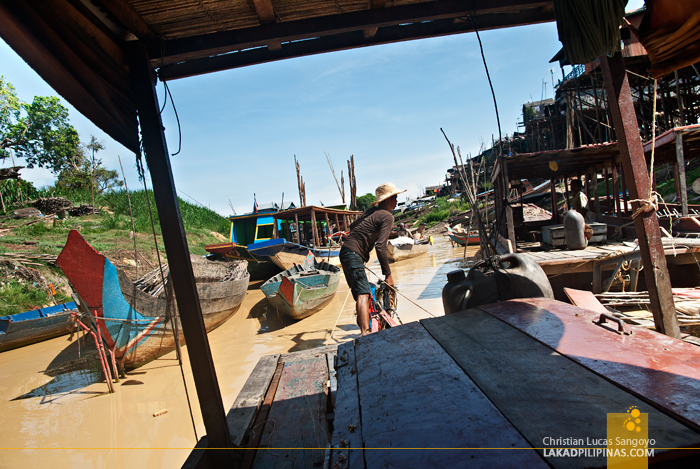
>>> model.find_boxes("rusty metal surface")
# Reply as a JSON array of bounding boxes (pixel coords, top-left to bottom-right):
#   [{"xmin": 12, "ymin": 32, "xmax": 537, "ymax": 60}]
[{"xmin": 481, "ymin": 298, "xmax": 700, "ymax": 433}]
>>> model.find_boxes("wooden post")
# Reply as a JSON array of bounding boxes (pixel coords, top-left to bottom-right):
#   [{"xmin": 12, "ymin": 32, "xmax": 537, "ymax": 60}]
[
  {"xmin": 604, "ymin": 167, "xmax": 610, "ymax": 216},
  {"xmin": 343, "ymin": 215, "xmax": 349, "ymax": 232},
  {"xmin": 564, "ymin": 178, "xmax": 570, "ymax": 211},
  {"xmin": 272, "ymin": 216, "xmax": 278, "ymax": 239},
  {"xmin": 591, "ymin": 168, "xmax": 601, "ymax": 222},
  {"xmin": 550, "ymin": 179, "xmax": 559, "ymax": 223},
  {"xmin": 676, "ymin": 132, "xmax": 689, "ymax": 216},
  {"xmin": 612, "ymin": 162, "xmax": 620, "ymax": 217},
  {"xmin": 324, "ymin": 212, "xmax": 331, "ymax": 246},
  {"xmin": 600, "ymin": 52, "xmax": 679, "ymax": 338},
  {"xmin": 294, "ymin": 213, "xmax": 301, "ymax": 244},
  {"xmin": 125, "ymin": 42, "xmax": 233, "ymax": 460},
  {"xmin": 334, "ymin": 213, "xmax": 340, "ymax": 233},
  {"xmin": 310, "ymin": 208, "xmax": 319, "ymax": 247}
]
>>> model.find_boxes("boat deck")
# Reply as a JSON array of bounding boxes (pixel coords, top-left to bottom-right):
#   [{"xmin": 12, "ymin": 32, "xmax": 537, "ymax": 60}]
[{"xmin": 186, "ymin": 298, "xmax": 700, "ymax": 468}]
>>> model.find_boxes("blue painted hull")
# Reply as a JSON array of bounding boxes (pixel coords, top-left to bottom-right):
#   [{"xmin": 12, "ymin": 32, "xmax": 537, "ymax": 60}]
[
  {"xmin": 249, "ymin": 238, "xmax": 340, "ymax": 270},
  {"xmin": 0, "ymin": 302, "xmax": 77, "ymax": 352}
]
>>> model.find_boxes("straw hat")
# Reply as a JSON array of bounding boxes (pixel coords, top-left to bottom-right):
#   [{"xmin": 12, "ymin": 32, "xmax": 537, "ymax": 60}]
[{"xmin": 371, "ymin": 182, "xmax": 406, "ymax": 206}]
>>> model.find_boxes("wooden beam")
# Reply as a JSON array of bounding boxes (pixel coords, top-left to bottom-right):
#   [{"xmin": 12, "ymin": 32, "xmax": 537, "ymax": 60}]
[
  {"xmin": 363, "ymin": 0, "xmax": 388, "ymax": 38},
  {"xmin": 154, "ymin": 1, "xmax": 555, "ymax": 75},
  {"xmin": 294, "ymin": 213, "xmax": 301, "ymax": 244},
  {"xmin": 152, "ymin": 0, "xmax": 552, "ymax": 65},
  {"xmin": 0, "ymin": 0, "xmax": 139, "ymax": 153},
  {"xmin": 310, "ymin": 209, "xmax": 320, "ymax": 247},
  {"xmin": 125, "ymin": 41, "xmax": 234, "ymax": 462},
  {"xmin": 676, "ymin": 132, "xmax": 689, "ymax": 216},
  {"xmin": 98, "ymin": 0, "xmax": 156, "ymax": 39},
  {"xmin": 599, "ymin": 52, "xmax": 679, "ymax": 339}
]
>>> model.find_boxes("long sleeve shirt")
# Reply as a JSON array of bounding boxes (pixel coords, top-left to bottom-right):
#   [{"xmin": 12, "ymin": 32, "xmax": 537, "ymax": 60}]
[{"xmin": 342, "ymin": 207, "xmax": 394, "ymax": 276}]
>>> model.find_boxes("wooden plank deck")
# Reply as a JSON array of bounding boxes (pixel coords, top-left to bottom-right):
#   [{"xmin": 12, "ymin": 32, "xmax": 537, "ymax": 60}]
[{"xmin": 215, "ymin": 298, "xmax": 700, "ymax": 469}]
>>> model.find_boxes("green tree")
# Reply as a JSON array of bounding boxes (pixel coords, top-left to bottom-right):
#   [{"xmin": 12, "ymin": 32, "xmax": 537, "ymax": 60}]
[
  {"xmin": 0, "ymin": 76, "xmax": 80, "ymax": 173},
  {"xmin": 356, "ymin": 193, "xmax": 376, "ymax": 211},
  {"xmin": 55, "ymin": 137, "xmax": 122, "ymax": 195}
]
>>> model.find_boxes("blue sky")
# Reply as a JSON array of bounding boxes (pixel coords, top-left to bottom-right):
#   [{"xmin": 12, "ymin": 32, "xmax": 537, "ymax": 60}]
[{"xmin": 0, "ymin": 1, "xmax": 643, "ymax": 216}]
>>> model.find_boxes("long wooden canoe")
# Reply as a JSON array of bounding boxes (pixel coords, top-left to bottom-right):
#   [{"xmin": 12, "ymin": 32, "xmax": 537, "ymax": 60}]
[
  {"xmin": 57, "ymin": 230, "xmax": 249, "ymax": 369},
  {"xmin": 387, "ymin": 241, "xmax": 429, "ymax": 262},
  {"xmin": 0, "ymin": 302, "xmax": 78, "ymax": 352},
  {"xmin": 261, "ymin": 252, "xmax": 340, "ymax": 320}
]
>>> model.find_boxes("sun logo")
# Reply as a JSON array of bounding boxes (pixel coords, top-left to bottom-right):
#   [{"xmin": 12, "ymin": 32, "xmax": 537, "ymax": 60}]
[{"xmin": 623, "ymin": 407, "xmax": 642, "ymax": 432}]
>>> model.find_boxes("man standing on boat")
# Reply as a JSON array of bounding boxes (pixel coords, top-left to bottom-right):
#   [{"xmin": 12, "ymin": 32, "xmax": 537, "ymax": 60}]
[{"xmin": 340, "ymin": 183, "xmax": 405, "ymax": 336}]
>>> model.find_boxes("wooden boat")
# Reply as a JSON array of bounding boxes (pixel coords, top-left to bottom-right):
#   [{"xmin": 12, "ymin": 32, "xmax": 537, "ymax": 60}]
[
  {"xmin": 260, "ymin": 252, "xmax": 341, "ymax": 320},
  {"xmin": 249, "ymin": 238, "xmax": 341, "ymax": 271},
  {"xmin": 0, "ymin": 301, "xmax": 78, "ymax": 352},
  {"xmin": 387, "ymin": 240, "xmax": 429, "ymax": 262},
  {"xmin": 56, "ymin": 230, "xmax": 249, "ymax": 369},
  {"xmin": 444, "ymin": 225, "xmax": 480, "ymax": 246},
  {"xmin": 204, "ymin": 241, "xmax": 281, "ymax": 280}
]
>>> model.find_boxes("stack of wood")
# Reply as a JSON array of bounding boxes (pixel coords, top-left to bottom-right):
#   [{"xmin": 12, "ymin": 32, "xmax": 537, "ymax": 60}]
[
  {"xmin": 68, "ymin": 204, "xmax": 98, "ymax": 216},
  {"xmin": 596, "ymin": 289, "xmax": 700, "ymax": 327},
  {"xmin": 0, "ymin": 166, "xmax": 23, "ymax": 181},
  {"xmin": 31, "ymin": 197, "xmax": 72, "ymax": 214},
  {"xmin": 0, "ymin": 252, "xmax": 58, "ymax": 265}
]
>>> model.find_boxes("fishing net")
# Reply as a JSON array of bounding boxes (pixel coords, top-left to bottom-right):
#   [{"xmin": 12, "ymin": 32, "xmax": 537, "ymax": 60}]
[{"xmin": 553, "ymin": 0, "xmax": 627, "ymax": 64}]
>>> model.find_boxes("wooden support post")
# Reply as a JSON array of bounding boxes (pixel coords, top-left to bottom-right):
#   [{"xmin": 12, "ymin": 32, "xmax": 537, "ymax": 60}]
[
  {"xmin": 334, "ymin": 213, "xmax": 340, "ymax": 234},
  {"xmin": 272, "ymin": 216, "xmax": 278, "ymax": 239},
  {"xmin": 324, "ymin": 212, "xmax": 331, "ymax": 246},
  {"xmin": 564, "ymin": 178, "xmax": 570, "ymax": 211},
  {"xmin": 600, "ymin": 52, "xmax": 679, "ymax": 339},
  {"xmin": 605, "ymin": 167, "xmax": 611, "ymax": 215},
  {"xmin": 612, "ymin": 161, "xmax": 620, "ymax": 217},
  {"xmin": 676, "ymin": 132, "xmax": 689, "ymax": 216},
  {"xmin": 344, "ymin": 215, "xmax": 349, "ymax": 232},
  {"xmin": 550, "ymin": 179, "xmax": 558, "ymax": 223},
  {"xmin": 591, "ymin": 168, "xmax": 601, "ymax": 222},
  {"xmin": 125, "ymin": 42, "xmax": 233, "ymax": 460},
  {"xmin": 310, "ymin": 208, "xmax": 319, "ymax": 247},
  {"xmin": 294, "ymin": 213, "xmax": 300, "ymax": 244}
]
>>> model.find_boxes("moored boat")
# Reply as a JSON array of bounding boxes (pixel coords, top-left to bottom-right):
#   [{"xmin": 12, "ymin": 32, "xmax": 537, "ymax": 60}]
[
  {"xmin": 261, "ymin": 252, "xmax": 341, "ymax": 320},
  {"xmin": 387, "ymin": 238, "xmax": 429, "ymax": 262},
  {"xmin": 0, "ymin": 302, "xmax": 78, "ymax": 352},
  {"xmin": 57, "ymin": 230, "xmax": 249, "ymax": 369},
  {"xmin": 444, "ymin": 225, "xmax": 480, "ymax": 246}
]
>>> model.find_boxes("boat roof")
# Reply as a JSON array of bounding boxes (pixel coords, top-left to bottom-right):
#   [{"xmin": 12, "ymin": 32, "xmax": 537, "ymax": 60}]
[{"xmin": 273, "ymin": 205, "xmax": 362, "ymax": 222}]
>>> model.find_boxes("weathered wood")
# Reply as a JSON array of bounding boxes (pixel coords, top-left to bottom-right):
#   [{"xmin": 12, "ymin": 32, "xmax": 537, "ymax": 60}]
[
  {"xmin": 676, "ymin": 132, "xmax": 689, "ymax": 216},
  {"xmin": 326, "ymin": 351, "xmax": 337, "ymax": 408},
  {"xmin": 279, "ymin": 344, "xmax": 337, "ymax": 363},
  {"xmin": 353, "ymin": 322, "xmax": 546, "ymax": 468},
  {"xmin": 242, "ymin": 362, "xmax": 284, "ymax": 468},
  {"xmin": 227, "ymin": 354, "xmax": 281, "ymax": 447},
  {"xmin": 481, "ymin": 298, "xmax": 700, "ymax": 434},
  {"xmin": 330, "ymin": 342, "xmax": 363, "ymax": 469},
  {"xmin": 294, "ymin": 213, "xmax": 300, "ymax": 244},
  {"xmin": 254, "ymin": 357, "xmax": 328, "ymax": 468},
  {"xmin": 563, "ymin": 287, "xmax": 608, "ymax": 315},
  {"xmin": 423, "ymin": 307, "xmax": 700, "ymax": 468},
  {"xmin": 600, "ymin": 52, "xmax": 680, "ymax": 338},
  {"xmin": 125, "ymin": 41, "xmax": 233, "ymax": 463},
  {"xmin": 310, "ymin": 209, "xmax": 319, "ymax": 247}
]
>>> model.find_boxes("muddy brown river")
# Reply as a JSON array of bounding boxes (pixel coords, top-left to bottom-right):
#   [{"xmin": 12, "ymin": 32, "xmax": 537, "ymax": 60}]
[{"xmin": 0, "ymin": 236, "xmax": 477, "ymax": 468}]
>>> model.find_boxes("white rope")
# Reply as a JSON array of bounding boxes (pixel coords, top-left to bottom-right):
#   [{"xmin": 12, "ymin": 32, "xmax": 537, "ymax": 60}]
[{"xmin": 629, "ymin": 78, "xmax": 660, "ymax": 219}]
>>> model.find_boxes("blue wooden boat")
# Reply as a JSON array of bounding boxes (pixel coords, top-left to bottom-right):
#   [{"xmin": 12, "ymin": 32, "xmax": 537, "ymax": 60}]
[
  {"xmin": 0, "ymin": 302, "xmax": 78, "ymax": 352},
  {"xmin": 249, "ymin": 238, "xmax": 341, "ymax": 271},
  {"xmin": 261, "ymin": 252, "xmax": 341, "ymax": 320},
  {"xmin": 57, "ymin": 230, "xmax": 249, "ymax": 369}
]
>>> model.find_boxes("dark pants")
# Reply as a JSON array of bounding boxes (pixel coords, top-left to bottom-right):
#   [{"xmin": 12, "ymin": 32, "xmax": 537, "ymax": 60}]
[{"xmin": 339, "ymin": 247, "xmax": 371, "ymax": 300}]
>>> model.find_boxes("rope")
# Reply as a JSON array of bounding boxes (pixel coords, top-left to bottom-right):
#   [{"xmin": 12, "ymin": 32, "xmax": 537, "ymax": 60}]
[
  {"xmin": 326, "ymin": 289, "xmax": 352, "ymax": 342},
  {"xmin": 363, "ymin": 266, "xmax": 437, "ymax": 318},
  {"xmin": 629, "ymin": 79, "xmax": 661, "ymax": 220}
]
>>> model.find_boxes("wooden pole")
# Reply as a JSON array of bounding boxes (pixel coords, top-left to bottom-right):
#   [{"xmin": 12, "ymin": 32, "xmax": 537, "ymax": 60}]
[
  {"xmin": 591, "ymin": 168, "xmax": 601, "ymax": 222},
  {"xmin": 605, "ymin": 167, "xmax": 611, "ymax": 216},
  {"xmin": 600, "ymin": 52, "xmax": 679, "ymax": 338},
  {"xmin": 612, "ymin": 161, "xmax": 620, "ymax": 217},
  {"xmin": 676, "ymin": 132, "xmax": 689, "ymax": 216},
  {"xmin": 550, "ymin": 179, "xmax": 558, "ymax": 223},
  {"xmin": 620, "ymin": 165, "xmax": 630, "ymax": 216},
  {"xmin": 310, "ymin": 208, "xmax": 319, "ymax": 247},
  {"xmin": 324, "ymin": 212, "xmax": 331, "ymax": 246},
  {"xmin": 125, "ymin": 42, "xmax": 233, "ymax": 461}
]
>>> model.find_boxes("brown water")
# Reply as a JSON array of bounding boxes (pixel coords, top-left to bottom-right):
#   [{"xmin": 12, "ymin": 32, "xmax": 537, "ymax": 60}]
[{"xmin": 0, "ymin": 236, "xmax": 477, "ymax": 468}]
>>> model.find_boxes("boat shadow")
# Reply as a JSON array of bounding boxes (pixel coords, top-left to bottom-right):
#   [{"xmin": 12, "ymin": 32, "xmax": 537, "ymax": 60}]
[{"xmin": 248, "ymin": 297, "xmax": 291, "ymax": 333}]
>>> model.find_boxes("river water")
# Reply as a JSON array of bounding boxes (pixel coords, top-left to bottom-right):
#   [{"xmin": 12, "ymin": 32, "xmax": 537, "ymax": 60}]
[{"xmin": 0, "ymin": 236, "xmax": 477, "ymax": 468}]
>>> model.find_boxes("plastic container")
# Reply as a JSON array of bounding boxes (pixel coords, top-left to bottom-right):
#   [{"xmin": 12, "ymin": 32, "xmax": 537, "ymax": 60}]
[
  {"xmin": 442, "ymin": 253, "xmax": 554, "ymax": 315},
  {"xmin": 563, "ymin": 210, "xmax": 587, "ymax": 250}
]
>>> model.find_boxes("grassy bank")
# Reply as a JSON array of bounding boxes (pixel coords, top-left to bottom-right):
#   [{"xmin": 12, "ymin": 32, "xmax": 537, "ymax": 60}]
[{"xmin": 0, "ymin": 189, "xmax": 230, "ymax": 315}]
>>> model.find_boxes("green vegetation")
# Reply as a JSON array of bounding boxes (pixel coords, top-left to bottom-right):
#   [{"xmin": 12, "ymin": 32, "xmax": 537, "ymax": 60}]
[
  {"xmin": 356, "ymin": 193, "xmax": 376, "ymax": 211},
  {"xmin": 417, "ymin": 196, "xmax": 471, "ymax": 226},
  {"xmin": 0, "ymin": 280, "xmax": 71, "ymax": 316}
]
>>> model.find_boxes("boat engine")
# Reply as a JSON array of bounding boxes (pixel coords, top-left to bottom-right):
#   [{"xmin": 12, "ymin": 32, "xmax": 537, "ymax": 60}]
[{"xmin": 442, "ymin": 253, "xmax": 553, "ymax": 315}]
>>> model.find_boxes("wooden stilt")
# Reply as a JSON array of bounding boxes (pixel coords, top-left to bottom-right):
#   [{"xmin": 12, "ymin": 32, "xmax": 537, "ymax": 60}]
[
  {"xmin": 125, "ymin": 42, "xmax": 233, "ymax": 461},
  {"xmin": 310, "ymin": 208, "xmax": 319, "ymax": 247},
  {"xmin": 600, "ymin": 52, "xmax": 679, "ymax": 339},
  {"xmin": 676, "ymin": 132, "xmax": 689, "ymax": 216},
  {"xmin": 550, "ymin": 179, "xmax": 558, "ymax": 223}
]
